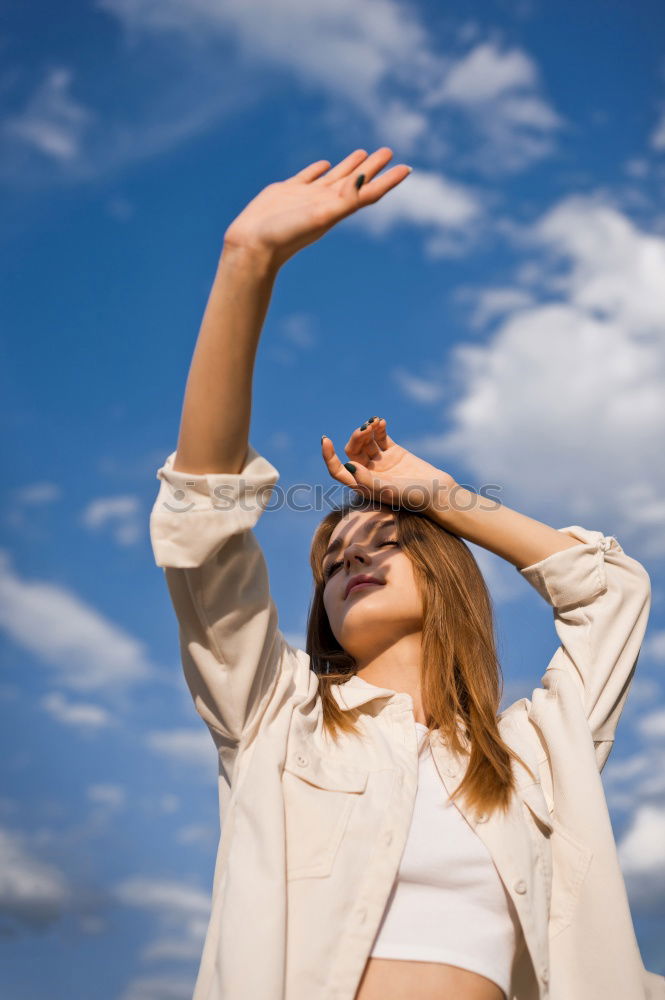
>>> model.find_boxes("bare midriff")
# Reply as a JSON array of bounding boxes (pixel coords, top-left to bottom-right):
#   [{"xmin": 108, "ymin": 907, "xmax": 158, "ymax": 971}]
[{"xmin": 355, "ymin": 957, "xmax": 506, "ymax": 1000}]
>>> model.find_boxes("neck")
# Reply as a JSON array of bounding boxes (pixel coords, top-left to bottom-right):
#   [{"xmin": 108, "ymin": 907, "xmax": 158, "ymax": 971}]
[{"xmin": 353, "ymin": 633, "xmax": 426, "ymax": 722}]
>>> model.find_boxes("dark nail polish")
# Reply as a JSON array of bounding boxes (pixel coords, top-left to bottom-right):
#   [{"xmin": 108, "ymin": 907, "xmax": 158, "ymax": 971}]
[
  {"xmin": 360, "ymin": 422, "xmax": 368, "ymax": 430},
  {"xmin": 368, "ymin": 417, "xmax": 375, "ymax": 423},
  {"xmin": 344, "ymin": 462, "xmax": 356, "ymax": 474},
  {"xmin": 355, "ymin": 173, "xmax": 365, "ymax": 190}
]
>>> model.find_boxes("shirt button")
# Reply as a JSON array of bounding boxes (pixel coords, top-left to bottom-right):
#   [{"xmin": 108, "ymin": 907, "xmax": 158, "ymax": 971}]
[
  {"xmin": 541, "ymin": 968, "xmax": 549, "ymax": 984},
  {"xmin": 446, "ymin": 765, "xmax": 457, "ymax": 777},
  {"xmin": 476, "ymin": 812, "xmax": 488, "ymax": 823},
  {"xmin": 295, "ymin": 752, "xmax": 308, "ymax": 767},
  {"xmin": 514, "ymin": 879, "xmax": 527, "ymax": 894},
  {"xmin": 396, "ymin": 772, "xmax": 404, "ymax": 787},
  {"xmin": 383, "ymin": 830, "xmax": 393, "ymax": 846},
  {"xmin": 357, "ymin": 908, "xmax": 367, "ymax": 923}
]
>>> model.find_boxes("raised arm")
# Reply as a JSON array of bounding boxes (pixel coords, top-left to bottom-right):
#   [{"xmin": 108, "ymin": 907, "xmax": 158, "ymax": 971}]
[
  {"xmin": 321, "ymin": 421, "xmax": 652, "ymax": 768},
  {"xmin": 150, "ymin": 149, "xmax": 413, "ymax": 751}
]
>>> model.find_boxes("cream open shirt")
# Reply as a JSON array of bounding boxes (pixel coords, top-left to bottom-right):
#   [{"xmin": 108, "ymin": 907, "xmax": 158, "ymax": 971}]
[{"xmin": 149, "ymin": 444, "xmax": 665, "ymax": 1000}]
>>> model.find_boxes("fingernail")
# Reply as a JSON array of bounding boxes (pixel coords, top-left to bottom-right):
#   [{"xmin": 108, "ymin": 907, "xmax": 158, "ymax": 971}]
[
  {"xmin": 360, "ymin": 422, "xmax": 368, "ymax": 430},
  {"xmin": 321, "ymin": 434, "xmax": 327, "ymax": 443},
  {"xmin": 355, "ymin": 173, "xmax": 365, "ymax": 190},
  {"xmin": 406, "ymin": 166, "xmax": 413, "ymax": 174},
  {"xmin": 344, "ymin": 462, "xmax": 356, "ymax": 474},
  {"xmin": 368, "ymin": 417, "xmax": 375, "ymax": 423}
]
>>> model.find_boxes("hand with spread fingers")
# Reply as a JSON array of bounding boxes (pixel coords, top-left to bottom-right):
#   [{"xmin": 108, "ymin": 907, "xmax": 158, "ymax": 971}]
[
  {"xmin": 223, "ymin": 148, "xmax": 412, "ymax": 271},
  {"xmin": 321, "ymin": 417, "xmax": 457, "ymax": 516}
]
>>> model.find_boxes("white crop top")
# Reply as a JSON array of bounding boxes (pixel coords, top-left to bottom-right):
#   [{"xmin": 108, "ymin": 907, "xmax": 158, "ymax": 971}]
[{"xmin": 369, "ymin": 723, "xmax": 523, "ymax": 998}]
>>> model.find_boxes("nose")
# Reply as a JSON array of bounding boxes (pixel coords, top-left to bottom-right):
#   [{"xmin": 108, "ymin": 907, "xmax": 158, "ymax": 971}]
[{"xmin": 344, "ymin": 543, "xmax": 370, "ymax": 569}]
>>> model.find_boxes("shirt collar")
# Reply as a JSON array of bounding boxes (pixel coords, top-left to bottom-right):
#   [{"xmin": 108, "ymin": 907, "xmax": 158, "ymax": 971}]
[
  {"xmin": 328, "ymin": 672, "xmax": 402, "ymax": 711},
  {"xmin": 327, "ymin": 672, "xmax": 471, "ymax": 750}
]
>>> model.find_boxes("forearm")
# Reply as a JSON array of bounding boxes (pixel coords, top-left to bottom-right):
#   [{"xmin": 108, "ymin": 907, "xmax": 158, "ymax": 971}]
[
  {"xmin": 429, "ymin": 481, "xmax": 582, "ymax": 570},
  {"xmin": 173, "ymin": 243, "xmax": 280, "ymax": 475}
]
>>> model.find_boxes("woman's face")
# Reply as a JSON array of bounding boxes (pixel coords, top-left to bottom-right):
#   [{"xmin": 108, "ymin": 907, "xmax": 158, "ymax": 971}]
[{"xmin": 322, "ymin": 509, "xmax": 423, "ymax": 664}]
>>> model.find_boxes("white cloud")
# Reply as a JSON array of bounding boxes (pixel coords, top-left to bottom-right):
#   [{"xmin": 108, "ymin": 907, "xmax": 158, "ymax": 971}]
[
  {"xmin": 639, "ymin": 709, "xmax": 665, "ymax": 741},
  {"xmin": 112, "ymin": 874, "xmax": 210, "ymax": 990},
  {"xmin": 407, "ymin": 194, "xmax": 665, "ymax": 556},
  {"xmin": 81, "ymin": 494, "xmax": 143, "ymax": 546},
  {"xmin": 40, "ymin": 691, "xmax": 115, "ymax": 730},
  {"xmin": 434, "ymin": 42, "xmax": 538, "ymax": 103},
  {"xmin": 0, "ymin": 826, "xmax": 72, "ymax": 930},
  {"xmin": 1, "ymin": 67, "xmax": 95, "ymax": 164},
  {"xmin": 392, "ymin": 367, "xmax": 445, "ymax": 404},
  {"xmin": 85, "ymin": 0, "xmax": 562, "ymax": 188},
  {"xmin": 455, "ymin": 285, "xmax": 537, "ymax": 330},
  {"xmin": 345, "ymin": 167, "xmax": 485, "ymax": 253},
  {"xmin": 617, "ymin": 804, "xmax": 665, "ymax": 910},
  {"xmin": 0, "ymin": 549, "xmax": 157, "ymax": 692},
  {"xmin": 643, "ymin": 629, "xmax": 665, "ymax": 663},
  {"xmin": 145, "ymin": 727, "xmax": 216, "ymax": 767},
  {"xmin": 426, "ymin": 41, "xmax": 565, "ymax": 172},
  {"xmin": 13, "ymin": 482, "xmax": 62, "ymax": 505}
]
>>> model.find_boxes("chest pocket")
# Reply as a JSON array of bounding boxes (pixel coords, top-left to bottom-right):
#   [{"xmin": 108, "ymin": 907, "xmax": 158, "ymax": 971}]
[
  {"xmin": 520, "ymin": 781, "xmax": 593, "ymax": 939},
  {"xmin": 282, "ymin": 750, "xmax": 369, "ymax": 880}
]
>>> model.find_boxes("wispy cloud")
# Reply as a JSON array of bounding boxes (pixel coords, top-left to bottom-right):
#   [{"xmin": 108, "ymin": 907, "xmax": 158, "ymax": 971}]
[
  {"xmin": 145, "ymin": 727, "xmax": 216, "ymax": 767},
  {"xmin": 80, "ymin": 494, "xmax": 143, "ymax": 546},
  {"xmin": 0, "ymin": 550, "xmax": 157, "ymax": 692},
  {"xmin": 1, "ymin": 0, "xmax": 565, "ymax": 191},
  {"xmin": 0, "ymin": 826, "xmax": 72, "ymax": 931},
  {"xmin": 40, "ymin": 691, "xmax": 116, "ymax": 730},
  {"xmin": 425, "ymin": 40, "xmax": 565, "ymax": 172},
  {"xmin": 1, "ymin": 67, "xmax": 95, "ymax": 165}
]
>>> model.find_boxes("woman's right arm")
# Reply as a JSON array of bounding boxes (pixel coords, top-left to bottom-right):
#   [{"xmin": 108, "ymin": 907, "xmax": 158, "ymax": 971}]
[
  {"xmin": 150, "ymin": 149, "xmax": 412, "ymax": 747},
  {"xmin": 149, "ymin": 244, "xmax": 298, "ymax": 747},
  {"xmin": 172, "ymin": 243, "xmax": 279, "ymax": 475}
]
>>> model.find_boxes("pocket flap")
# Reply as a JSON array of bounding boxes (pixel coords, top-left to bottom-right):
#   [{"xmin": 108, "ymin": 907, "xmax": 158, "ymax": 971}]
[
  {"xmin": 518, "ymin": 780, "xmax": 554, "ymax": 833},
  {"xmin": 283, "ymin": 752, "xmax": 368, "ymax": 793}
]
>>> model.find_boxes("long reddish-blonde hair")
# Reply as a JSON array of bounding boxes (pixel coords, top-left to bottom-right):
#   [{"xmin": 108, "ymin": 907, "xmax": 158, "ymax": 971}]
[{"xmin": 306, "ymin": 496, "xmax": 536, "ymax": 817}]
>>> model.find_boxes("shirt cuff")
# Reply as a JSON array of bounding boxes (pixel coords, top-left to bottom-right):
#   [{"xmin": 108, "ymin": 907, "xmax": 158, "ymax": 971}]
[
  {"xmin": 517, "ymin": 525, "xmax": 618, "ymax": 610},
  {"xmin": 149, "ymin": 444, "xmax": 280, "ymax": 568}
]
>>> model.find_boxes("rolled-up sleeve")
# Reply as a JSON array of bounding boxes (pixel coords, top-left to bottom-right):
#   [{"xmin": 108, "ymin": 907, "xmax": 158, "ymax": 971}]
[
  {"xmin": 149, "ymin": 444, "xmax": 300, "ymax": 744},
  {"xmin": 518, "ymin": 525, "xmax": 651, "ymax": 770}
]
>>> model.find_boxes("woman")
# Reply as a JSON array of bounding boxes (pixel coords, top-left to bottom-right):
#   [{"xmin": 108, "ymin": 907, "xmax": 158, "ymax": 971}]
[{"xmin": 149, "ymin": 148, "xmax": 663, "ymax": 1000}]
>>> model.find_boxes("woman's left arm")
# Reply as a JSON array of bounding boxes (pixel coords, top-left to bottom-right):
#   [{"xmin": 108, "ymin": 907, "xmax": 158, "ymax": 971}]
[
  {"xmin": 431, "ymin": 490, "xmax": 651, "ymax": 768},
  {"xmin": 426, "ymin": 482, "xmax": 583, "ymax": 568},
  {"xmin": 323, "ymin": 419, "xmax": 652, "ymax": 767}
]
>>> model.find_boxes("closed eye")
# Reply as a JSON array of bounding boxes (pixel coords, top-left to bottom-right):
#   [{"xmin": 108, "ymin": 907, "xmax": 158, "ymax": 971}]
[{"xmin": 324, "ymin": 539, "xmax": 399, "ymax": 580}]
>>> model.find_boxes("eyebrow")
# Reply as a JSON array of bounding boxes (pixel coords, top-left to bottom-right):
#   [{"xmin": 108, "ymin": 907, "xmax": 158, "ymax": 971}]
[{"xmin": 323, "ymin": 518, "xmax": 396, "ymax": 562}]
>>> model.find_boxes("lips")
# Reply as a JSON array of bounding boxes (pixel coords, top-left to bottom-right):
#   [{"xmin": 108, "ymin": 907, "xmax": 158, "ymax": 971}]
[{"xmin": 344, "ymin": 575, "xmax": 385, "ymax": 600}]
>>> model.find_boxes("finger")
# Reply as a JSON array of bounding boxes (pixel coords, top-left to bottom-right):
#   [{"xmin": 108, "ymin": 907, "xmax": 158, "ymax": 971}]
[
  {"xmin": 355, "ymin": 163, "xmax": 412, "ymax": 204},
  {"xmin": 373, "ymin": 417, "xmax": 397, "ymax": 449},
  {"xmin": 342, "ymin": 146, "xmax": 393, "ymax": 195},
  {"xmin": 314, "ymin": 149, "xmax": 368, "ymax": 186},
  {"xmin": 284, "ymin": 159, "xmax": 332, "ymax": 184},
  {"xmin": 321, "ymin": 435, "xmax": 358, "ymax": 488},
  {"xmin": 343, "ymin": 460, "xmax": 397, "ymax": 505},
  {"xmin": 350, "ymin": 426, "xmax": 382, "ymax": 463},
  {"xmin": 344, "ymin": 422, "xmax": 377, "ymax": 459}
]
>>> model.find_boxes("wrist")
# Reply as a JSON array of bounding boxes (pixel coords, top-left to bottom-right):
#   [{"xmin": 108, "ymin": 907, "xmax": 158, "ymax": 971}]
[
  {"xmin": 421, "ymin": 472, "xmax": 458, "ymax": 525},
  {"xmin": 220, "ymin": 239, "xmax": 281, "ymax": 279}
]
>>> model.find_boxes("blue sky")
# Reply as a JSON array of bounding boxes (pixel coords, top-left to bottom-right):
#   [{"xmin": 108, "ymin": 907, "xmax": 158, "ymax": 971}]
[{"xmin": 2, "ymin": 0, "xmax": 665, "ymax": 996}]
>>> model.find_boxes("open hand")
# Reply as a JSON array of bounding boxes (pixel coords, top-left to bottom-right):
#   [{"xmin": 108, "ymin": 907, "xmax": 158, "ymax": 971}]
[
  {"xmin": 223, "ymin": 148, "xmax": 411, "ymax": 270},
  {"xmin": 321, "ymin": 417, "xmax": 456, "ymax": 515}
]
